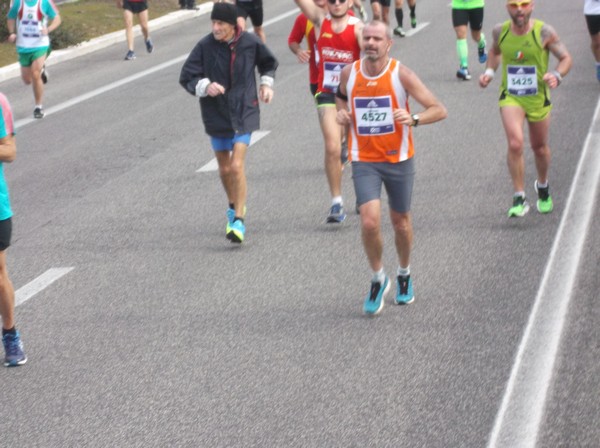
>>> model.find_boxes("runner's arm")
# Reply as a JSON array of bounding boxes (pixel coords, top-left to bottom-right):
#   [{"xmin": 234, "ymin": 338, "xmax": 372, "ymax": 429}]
[
  {"xmin": 294, "ymin": 0, "xmax": 323, "ymax": 27},
  {"xmin": 541, "ymin": 23, "xmax": 572, "ymax": 88},
  {"xmin": 335, "ymin": 65, "xmax": 353, "ymax": 126},
  {"xmin": 398, "ymin": 65, "xmax": 447, "ymax": 127},
  {"xmin": 480, "ymin": 24, "xmax": 503, "ymax": 88}
]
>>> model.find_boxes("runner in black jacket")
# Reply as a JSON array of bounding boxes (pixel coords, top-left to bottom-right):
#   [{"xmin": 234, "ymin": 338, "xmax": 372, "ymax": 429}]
[{"xmin": 179, "ymin": 3, "xmax": 278, "ymax": 244}]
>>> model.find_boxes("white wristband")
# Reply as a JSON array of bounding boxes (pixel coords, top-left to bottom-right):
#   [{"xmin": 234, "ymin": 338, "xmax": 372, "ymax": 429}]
[
  {"xmin": 485, "ymin": 68, "xmax": 495, "ymax": 79},
  {"xmin": 260, "ymin": 75, "xmax": 274, "ymax": 88},
  {"xmin": 552, "ymin": 70, "xmax": 562, "ymax": 85},
  {"xmin": 195, "ymin": 78, "xmax": 211, "ymax": 97}
]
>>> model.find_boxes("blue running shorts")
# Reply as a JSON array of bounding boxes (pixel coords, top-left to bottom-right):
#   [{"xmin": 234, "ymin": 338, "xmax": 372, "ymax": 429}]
[{"xmin": 210, "ymin": 133, "xmax": 252, "ymax": 151}]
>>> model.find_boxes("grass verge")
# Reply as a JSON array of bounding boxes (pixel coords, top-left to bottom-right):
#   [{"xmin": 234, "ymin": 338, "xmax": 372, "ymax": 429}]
[{"xmin": 0, "ymin": 0, "xmax": 207, "ymax": 69}]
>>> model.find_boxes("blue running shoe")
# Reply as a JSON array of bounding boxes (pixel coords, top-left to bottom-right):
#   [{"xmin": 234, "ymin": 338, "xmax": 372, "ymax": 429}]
[
  {"xmin": 456, "ymin": 67, "xmax": 471, "ymax": 81},
  {"xmin": 124, "ymin": 50, "xmax": 136, "ymax": 61},
  {"xmin": 326, "ymin": 203, "xmax": 346, "ymax": 224},
  {"xmin": 3, "ymin": 331, "xmax": 27, "ymax": 367},
  {"xmin": 478, "ymin": 45, "xmax": 488, "ymax": 64},
  {"xmin": 226, "ymin": 206, "xmax": 247, "ymax": 229},
  {"xmin": 596, "ymin": 64, "xmax": 600, "ymax": 82},
  {"xmin": 226, "ymin": 207, "xmax": 235, "ymax": 225},
  {"xmin": 226, "ymin": 219, "xmax": 245, "ymax": 243},
  {"xmin": 363, "ymin": 276, "xmax": 390, "ymax": 315},
  {"xmin": 395, "ymin": 275, "xmax": 414, "ymax": 305}
]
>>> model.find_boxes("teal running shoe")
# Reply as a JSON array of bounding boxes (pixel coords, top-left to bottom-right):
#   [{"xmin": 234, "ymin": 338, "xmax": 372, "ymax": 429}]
[
  {"xmin": 508, "ymin": 195, "xmax": 530, "ymax": 218},
  {"xmin": 534, "ymin": 181, "xmax": 553, "ymax": 214},
  {"xmin": 226, "ymin": 206, "xmax": 247, "ymax": 229},
  {"xmin": 395, "ymin": 275, "xmax": 414, "ymax": 305},
  {"xmin": 363, "ymin": 276, "xmax": 390, "ymax": 315},
  {"xmin": 3, "ymin": 331, "xmax": 27, "ymax": 367},
  {"xmin": 226, "ymin": 219, "xmax": 245, "ymax": 243}
]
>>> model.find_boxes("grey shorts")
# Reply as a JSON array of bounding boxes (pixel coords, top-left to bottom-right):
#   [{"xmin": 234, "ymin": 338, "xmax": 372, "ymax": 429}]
[{"xmin": 352, "ymin": 159, "xmax": 415, "ymax": 213}]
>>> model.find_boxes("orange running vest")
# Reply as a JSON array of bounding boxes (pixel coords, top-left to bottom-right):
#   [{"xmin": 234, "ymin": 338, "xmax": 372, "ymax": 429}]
[{"xmin": 346, "ymin": 58, "xmax": 414, "ymax": 163}]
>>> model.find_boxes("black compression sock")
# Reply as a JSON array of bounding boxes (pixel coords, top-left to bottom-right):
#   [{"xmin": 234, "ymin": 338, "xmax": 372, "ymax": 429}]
[{"xmin": 395, "ymin": 8, "xmax": 404, "ymax": 27}]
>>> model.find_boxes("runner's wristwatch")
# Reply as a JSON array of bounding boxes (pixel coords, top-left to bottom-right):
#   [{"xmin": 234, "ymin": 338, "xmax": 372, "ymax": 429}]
[{"xmin": 410, "ymin": 114, "xmax": 420, "ymax": 127}]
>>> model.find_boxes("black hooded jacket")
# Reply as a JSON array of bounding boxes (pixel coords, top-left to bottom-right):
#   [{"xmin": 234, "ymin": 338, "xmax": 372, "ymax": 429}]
[{"xmin": 179, "ymin": 28, "xmax": 278, "ymax": 137}]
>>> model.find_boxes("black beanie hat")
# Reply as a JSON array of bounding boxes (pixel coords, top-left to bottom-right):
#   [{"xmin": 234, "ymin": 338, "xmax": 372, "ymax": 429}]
[{"xmin": 211, "ymin": 3, "xmax": 238, "ymax": 26}]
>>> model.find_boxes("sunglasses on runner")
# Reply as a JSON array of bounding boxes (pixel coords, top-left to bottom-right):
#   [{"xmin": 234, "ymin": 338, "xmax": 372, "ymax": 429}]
[
  {"xmin": 327, "ymin": 0, "xmax": 347, "ymax": 4},
  {"xmin": 508, "ymin": 1, "xmax": 532, "ymax": 8}
]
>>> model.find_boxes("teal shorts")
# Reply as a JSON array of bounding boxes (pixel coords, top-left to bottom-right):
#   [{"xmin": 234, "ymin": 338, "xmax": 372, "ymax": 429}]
[{"xmin": 18, "ymin": 48, "xmax": 50, "ymax": 67}]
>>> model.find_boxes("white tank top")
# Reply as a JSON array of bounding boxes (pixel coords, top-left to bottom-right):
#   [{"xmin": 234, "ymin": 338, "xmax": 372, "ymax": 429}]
[{"xmin": 16, "ymin": 0, "xmax": 50, "ymax": 50}]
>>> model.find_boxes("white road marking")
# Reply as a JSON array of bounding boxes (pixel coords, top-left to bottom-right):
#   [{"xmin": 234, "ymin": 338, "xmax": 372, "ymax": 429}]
[
  {"xmin": 405, "ymin": 22, "xmax": 430, "ymax": 36},
  {"xmin": 487, "ymin": 98, "xmax": 600, "ymax": 447},
  {"xmin": 196, "ymin": 130, "xmax": 271, "ymax": 172},
  {"xmin": 15, "ymin": 267, "xmax": 74, "ymax": 307}
]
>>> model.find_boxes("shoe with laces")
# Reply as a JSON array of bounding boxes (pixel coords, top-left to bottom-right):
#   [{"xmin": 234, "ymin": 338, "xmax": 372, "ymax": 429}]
[
  {"xmin": 326, "ymin": 203, "xmax": 346, "ymax": 224},
  {"xmin": 145, "ymin": 38, "xmax": 154, "ymax": 53},
  {"xmin": 3, "ymin": 331, "xmax": 27, "ymax": 367},
  {"xmin": 363, "ymin": 276, "xmax": 390, "ymax": 315},
  {"xmin": 534, "ymin": 181, "xmax": 553, "ymax": 214},
  {"xmin": 478, "ymin": 45, "xmax": 488, "ymax": 64},
  {"xmin": 33, "ymin": 107, "xmax": 44, "ymax": 119},
  {"xmin": 395, "ymin": 275, "xmax": 414, "ymax": 305},
  {"xmin": 226, "ymin": 219, "xmax": 245, "ymax": 243},
  {"xmin": 393, "ymin": 26, "xmax": 406, "ymax": 37},
  {"xmin": 456, "ymin": 67, "xmax": 471, "ymax": 81},
  {"xmin": 124, "ymin": 50, "xmax": 136, "ymax": 61},
  {"xmin": 508, "ymin": 195, "xmax": 530, "ymax": 218}
]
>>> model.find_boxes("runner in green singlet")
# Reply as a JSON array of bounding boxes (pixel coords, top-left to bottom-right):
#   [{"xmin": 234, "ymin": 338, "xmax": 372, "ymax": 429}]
[
  {"xmin": 451, "ymin": 0, "xmax": 486, "ymax": 80},
  {"xmin": 479, "ymin": 0, "xmax": 572, "ymax": 218}
]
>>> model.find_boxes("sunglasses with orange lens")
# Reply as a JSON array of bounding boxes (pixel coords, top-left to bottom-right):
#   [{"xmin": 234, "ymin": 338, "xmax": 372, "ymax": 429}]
[{"xmin": 508, "ymin": 1, "xmax": 532, "ymax": 8}]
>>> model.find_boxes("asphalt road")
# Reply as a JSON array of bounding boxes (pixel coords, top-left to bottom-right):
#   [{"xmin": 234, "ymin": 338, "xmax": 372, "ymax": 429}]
[{"xmin": 1, "ymin": 1, "xmax": 598, "ymax": 447}]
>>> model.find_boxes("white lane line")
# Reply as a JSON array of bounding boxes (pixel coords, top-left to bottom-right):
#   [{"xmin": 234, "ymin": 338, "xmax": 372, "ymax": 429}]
[
  {"xmin": 15, "ymin": 56, "xmax": 188, "ymax": 130},
  {"xmin": 15, "ymin": 267, "xmax": 74, "ymax": 307},
  {"xmin": 13, "ymin": 8, "xmax": 300, "ymax": 130},
  {"xmin": 405, "ymin": 22, "xmax": 430, "ymax": 36},
  {"xmin": 196, "ymin": 130, "xmax": 271, "ymax": 172},
  {"xmin": 487, "ymin": 98, "xmax": 600, "ymax": 448}
]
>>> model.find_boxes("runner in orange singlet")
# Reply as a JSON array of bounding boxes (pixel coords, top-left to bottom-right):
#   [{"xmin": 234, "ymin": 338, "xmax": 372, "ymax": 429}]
[{"xmin": 336, "ymin": 20, "xmax": 446, "ymax": 315}]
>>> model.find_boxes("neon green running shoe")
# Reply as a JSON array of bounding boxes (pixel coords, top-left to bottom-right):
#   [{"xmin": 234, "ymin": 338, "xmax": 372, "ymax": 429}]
[
  {"xmin": 410, "ymin": 15, "xmax": 417, "ymax": 29},
  {"xmin": 508, "ymin": 195, "xmax": 530, "ymax": 218},
  {"xmin": 534, "ymin": 181, "xmax": 553, "ymax": 214}
]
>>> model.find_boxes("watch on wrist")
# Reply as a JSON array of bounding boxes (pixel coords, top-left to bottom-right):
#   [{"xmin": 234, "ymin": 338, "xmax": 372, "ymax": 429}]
[{"xmin": 411, "ymin": 114, "xmax": 420, "ymax": 127}]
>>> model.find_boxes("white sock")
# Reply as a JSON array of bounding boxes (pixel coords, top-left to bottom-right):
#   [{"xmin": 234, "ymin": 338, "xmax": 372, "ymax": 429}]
[
  {"xmin": 537, "ymin": 180, "xmax": 548, "ymax": 189},
  {"xmin": 397, "ymin": 265, "xmax": 410, "ymax": 277},
  {"xmin": 332, "ymin": 196, "xmax": 343, "ymax": 206},
  {"xmin": 372, "ymin": 268, "xmax": 386, "ymax": 284}
]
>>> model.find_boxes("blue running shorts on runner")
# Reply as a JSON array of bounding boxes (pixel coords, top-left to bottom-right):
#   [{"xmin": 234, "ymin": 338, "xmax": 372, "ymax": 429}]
[
  {"xmin": 352, "ymin": 159, "xmax": 415, "ymax": 213},
  {"xmin": 211, "ymin": 133, "xmax": 252, "ymax": 151}
]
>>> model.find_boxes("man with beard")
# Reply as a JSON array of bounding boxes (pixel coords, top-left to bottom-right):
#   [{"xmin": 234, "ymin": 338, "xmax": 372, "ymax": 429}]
[{"xmin": 479, "ymin": 0, "xmax": 572, "ymax": 218}]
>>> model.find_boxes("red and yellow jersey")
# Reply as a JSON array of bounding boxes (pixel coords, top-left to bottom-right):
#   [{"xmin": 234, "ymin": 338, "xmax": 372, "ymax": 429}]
[
  {"xmin": 317, "ymin": 15, "xmax": 362, "ymax": 94},
  {"xmin": 288, "ymin": 13, "xmax": 319, "ymax": 84},
  {"xmin": 346, "ymin": 58, "xmax": 414, "ymax": 163}
]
